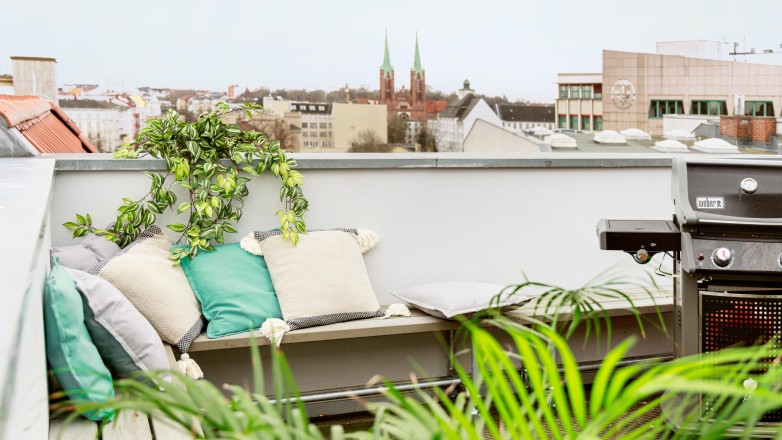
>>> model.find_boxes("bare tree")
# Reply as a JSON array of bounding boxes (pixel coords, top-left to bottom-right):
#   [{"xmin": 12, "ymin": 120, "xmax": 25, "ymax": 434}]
[{"xmin": 350, "ymin": 129, "xmax": 392, "ymax": 153}]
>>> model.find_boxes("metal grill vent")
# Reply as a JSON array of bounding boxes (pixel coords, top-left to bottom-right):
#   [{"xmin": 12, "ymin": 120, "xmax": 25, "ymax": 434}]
[{"xmin": 701, "ymin": 292, "xmax": 782, "ymax": 422}]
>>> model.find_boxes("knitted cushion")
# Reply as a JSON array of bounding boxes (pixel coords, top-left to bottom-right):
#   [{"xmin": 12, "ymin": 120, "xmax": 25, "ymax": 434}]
[
  {"xmin": 66, "ymin": 268, "xmax": 169, "ymax": 380},
  {"xmin": 244, "ymin": 229, "xmax": 383, "ymax": 330},
  {"xmin": 92, "ymin": 226, "xmax": 203, "ymax": 352}
]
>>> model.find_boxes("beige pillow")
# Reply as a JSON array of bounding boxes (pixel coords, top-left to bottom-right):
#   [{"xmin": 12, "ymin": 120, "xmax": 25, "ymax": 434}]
[
  {"xmin": 91, "ymin": 226, "xmax": 203, "ymax": 352},
  {"xmin": 244, "ymin": 229, "xmax": 383, "ymax": 330}
]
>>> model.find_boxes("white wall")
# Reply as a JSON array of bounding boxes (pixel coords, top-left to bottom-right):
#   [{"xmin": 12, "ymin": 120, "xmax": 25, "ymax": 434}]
[
  {"xmin": 50, "ymin": 156, "xmax": 674, "ymax": 304},
  {"xmin": 663, "ymin": 114, "xmax": 719, "ymax": 135}
]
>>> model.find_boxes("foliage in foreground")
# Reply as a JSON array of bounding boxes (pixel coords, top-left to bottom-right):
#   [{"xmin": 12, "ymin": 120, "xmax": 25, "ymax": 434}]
[
  {"xmin": 63, "ymin": 274, "xmax": 782, "ymax": 439},
  {"xmin": 65, "ymin": 103, "xmax": 308, "ymax": 260}
]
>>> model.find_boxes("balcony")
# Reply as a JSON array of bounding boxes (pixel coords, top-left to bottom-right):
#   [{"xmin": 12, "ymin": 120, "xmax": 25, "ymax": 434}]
[{"xmin": 2, "ymin": 152, "xmax": 679, "ymax": 438}]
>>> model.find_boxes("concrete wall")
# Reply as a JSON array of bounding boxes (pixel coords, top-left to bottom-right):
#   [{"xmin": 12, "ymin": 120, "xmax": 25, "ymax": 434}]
[
  {"xmin": 50, "ymin": 154, "xmax": 675, "ymax": 304},
  {"xmin": 332, "ymin": 103, "xmax": 388, "ymax": 150},
  {"xmin": 463, "ymin": 119, "xmax": 543, "ymax": 153}
]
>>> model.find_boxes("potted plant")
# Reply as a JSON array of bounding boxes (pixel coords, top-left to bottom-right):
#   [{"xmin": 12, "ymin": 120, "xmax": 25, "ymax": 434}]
[{"xmin": 64, "ymin": 102, "xmax": 308, "ymax": 260}]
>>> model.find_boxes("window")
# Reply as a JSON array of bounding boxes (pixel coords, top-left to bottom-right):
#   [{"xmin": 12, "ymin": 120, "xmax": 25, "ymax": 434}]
[
  {"xmin": 302, "ymin": 132, "xmax": 308, "ymax": 137},
  {"xmin": 594, "ymin": 84, "xmax": 603, "ymax": 100},
  {"xmin": 570, "ymin": 85, "xmax": 580, "ymax": 99},
  {"xmin": 569, "ymin": 115, "xmax": 577, "ymax": 130},
  {"xmin": 582, "ymin": 85, "xmax": 592, "ymax": 100},
  {"xmin": 581, "ymin": 116, "xmax": 591, "ymax": 131},
  {"xmin": 648, "ymin": 100, "xmax": 684, "ymax": 118},
  {"xmin": 318, "ymin": 105, "xmax": 325, "ymax": 111},
  {"xmin": 558, "ymin": 115, "xmax": 566, "ymax": 128},
  {"xmin": 320, "ymin": 132, "xmax": 327, "ymax": 138},
  {"xmin": 301, "ymin": 122, "xmax": 308, "ymax": 128},
  {"xmin": 746, "ymin": 100, "xmax": 775, "ymax": 117},
  {"xmin": 559, "ymin": 85, "xmax": 568, "ymax": 99},
  {"xmin": 691, "ymin": 100, "xmax": 727, "ymax": 116},
  {"xmin": 594, "ymin": 116, "xmax": 603, "ymax": 131}
]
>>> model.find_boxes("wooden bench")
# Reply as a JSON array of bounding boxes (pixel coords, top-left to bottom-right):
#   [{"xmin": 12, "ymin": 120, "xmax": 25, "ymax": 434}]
[
  {"xmin": 49, "ymin": 289, "xmax": 673, "ymax": 435},
  {"xmin": 48, "ymin": 346, "xmax": 195, "ymax": 440}
]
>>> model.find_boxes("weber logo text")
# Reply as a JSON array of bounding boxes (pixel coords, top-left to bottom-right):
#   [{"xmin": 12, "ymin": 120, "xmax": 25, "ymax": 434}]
[{"xmin": 696, "ymin": 197, "xmax": 725, "ymax": 209}]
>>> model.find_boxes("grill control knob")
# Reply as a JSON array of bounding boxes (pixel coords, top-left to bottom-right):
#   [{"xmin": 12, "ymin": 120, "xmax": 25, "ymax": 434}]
[
  {"xmin": 713, "ymin": 247, "xmax": 732, "ymax": 267},
  {"xmin": 741, "ymin": 178, "xmax": 758, "ymax": 194}
]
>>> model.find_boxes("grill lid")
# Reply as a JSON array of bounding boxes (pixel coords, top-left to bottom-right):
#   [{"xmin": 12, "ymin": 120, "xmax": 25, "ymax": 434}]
[{"xmin": 673, "ymin": 157, "xmax": 782, "ymax": 226}]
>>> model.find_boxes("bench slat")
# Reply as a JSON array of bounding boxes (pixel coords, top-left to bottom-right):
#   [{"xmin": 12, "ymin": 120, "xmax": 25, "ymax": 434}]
[
  {"xmin": 151, "ymin": 417, "xmax": 195, "ymax": 440},
  {"xmin": 102, "ymin": 409, "xmax": 152, "ymax": 440},
  {"xmin": 187, "ymin": 290, "xmax": 673, "ymax": 353},
  {"xmin": 49, "ymin": 418, "xmax": 98, "ymax": 440}
]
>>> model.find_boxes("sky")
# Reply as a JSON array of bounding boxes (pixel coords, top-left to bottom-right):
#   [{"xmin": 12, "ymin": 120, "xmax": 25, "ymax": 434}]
[{"xmin": 2, "ymin": 0, "xmax": 782, "ymax": 102}]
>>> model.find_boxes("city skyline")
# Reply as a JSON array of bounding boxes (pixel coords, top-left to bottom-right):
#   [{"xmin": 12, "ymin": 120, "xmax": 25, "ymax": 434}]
[{"xmin": 2, "ymin": 0, "xmax": 782, "ymax": 102}]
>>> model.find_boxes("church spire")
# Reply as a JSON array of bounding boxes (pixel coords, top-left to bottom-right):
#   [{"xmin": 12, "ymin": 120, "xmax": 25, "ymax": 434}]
[
  {"xmin": 381, "ymin": 31, "xmax": 393, "ymax": 78},
  {"xmin": 412, "ymin": 32, "xmax": 424, "ymax": 75}
]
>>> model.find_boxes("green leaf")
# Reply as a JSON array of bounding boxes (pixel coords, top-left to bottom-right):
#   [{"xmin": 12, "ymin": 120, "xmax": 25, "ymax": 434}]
[
  {"xmin": 177, "ymin": 203, "xmax": 191, "ymax": 214},
  {"xmin": 167, "ymin": 223, "xmax": 187, "ymax": 233},
  {"xmin": 63, "ymin": 221, "xmax": 79, "ymax": 229},
  {"xmin": 76, "ymin": 214, "xmax": 86, "ymax": 225}
]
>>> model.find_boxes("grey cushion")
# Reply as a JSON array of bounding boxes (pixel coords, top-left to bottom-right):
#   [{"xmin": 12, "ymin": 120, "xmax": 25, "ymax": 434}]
[
  {"xmin": 390, "ymin": 281, "xmax": 531, "ymax": 319},
  {"xmin": 66, "ymin": 268, "xmax": 170, "ymax": 380},
  {"xmin": 52, "ymin": 235, "xmax": 121, "ymax": 271}
]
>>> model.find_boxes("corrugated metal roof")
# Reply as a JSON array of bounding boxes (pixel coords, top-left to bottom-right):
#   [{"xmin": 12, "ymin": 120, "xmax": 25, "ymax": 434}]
[{"xmin": 0, "ymin": 94, "xmax": 95, "ymax": 154}]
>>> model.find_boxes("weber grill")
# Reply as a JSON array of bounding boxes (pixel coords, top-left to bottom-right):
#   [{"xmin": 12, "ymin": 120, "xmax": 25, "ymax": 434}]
[{"xmin": 598, "ymin": 157, "xmax": 782, "ymax": 433}]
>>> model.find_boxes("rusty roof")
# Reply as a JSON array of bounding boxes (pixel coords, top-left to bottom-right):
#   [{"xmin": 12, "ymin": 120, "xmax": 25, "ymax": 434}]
[{"xmin": 0, "ymin": 95, "xmax": 95, "ymax": 153}]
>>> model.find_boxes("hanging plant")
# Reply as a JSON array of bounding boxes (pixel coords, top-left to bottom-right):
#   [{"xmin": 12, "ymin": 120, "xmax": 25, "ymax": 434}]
[{"xmin": 64, "ymin": 102, "xmax": 308, "ymax": 261}]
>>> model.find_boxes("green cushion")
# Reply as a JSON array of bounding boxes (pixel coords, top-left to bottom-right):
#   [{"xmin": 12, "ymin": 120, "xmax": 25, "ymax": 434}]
[
  {"xmin": 44, "ymin": 258, "xmax": 114, "ymax": 421},
  {"xmin": 180, "ymin": 242, "xmax": 282, "ymax": 338}
]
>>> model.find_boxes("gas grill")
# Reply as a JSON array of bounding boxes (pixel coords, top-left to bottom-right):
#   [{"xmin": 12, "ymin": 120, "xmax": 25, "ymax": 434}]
[{"xmin": 598, "ymin": 156, "xmax": 782, "ymax": 431}]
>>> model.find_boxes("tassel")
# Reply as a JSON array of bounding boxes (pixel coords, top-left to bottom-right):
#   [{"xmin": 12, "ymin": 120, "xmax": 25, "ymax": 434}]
[
  {"xmin": 177, "ymin": 353, "xmax": 204, "ymax": 380},
  {"xmin": 240, "ymin": 233, "xmax": 263, "ymax": 256},
  {"xmin": 381, "ymin": 303, "xmax": 411, "ymax": 319},
  {"xmin": 353, "ymin": 229, "xmax": 380, "ymax": 253},
  {"xmin": 261, "ymin": 318, "xmax": 290, "ymax": 348}
]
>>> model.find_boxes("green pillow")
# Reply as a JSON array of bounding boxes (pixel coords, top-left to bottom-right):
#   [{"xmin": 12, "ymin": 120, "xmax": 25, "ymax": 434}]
[
  {"xmin": 180, "ymin": 242, "xmax": 282, "ymax": 338},
  {"xmin": 44, "ymin": 258, "xmax": 114, "ymax": 421}
]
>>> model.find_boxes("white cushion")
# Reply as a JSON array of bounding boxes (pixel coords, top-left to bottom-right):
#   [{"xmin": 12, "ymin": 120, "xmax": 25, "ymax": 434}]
[{"xmin": 391, "ymin": 281, "xmax": 530, "ymax": 319}]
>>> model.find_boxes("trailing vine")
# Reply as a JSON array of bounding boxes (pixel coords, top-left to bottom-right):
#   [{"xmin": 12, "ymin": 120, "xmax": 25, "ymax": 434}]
[{"xmin": 65, "ymin": 102, "xmax": 308, "ymax": 261}]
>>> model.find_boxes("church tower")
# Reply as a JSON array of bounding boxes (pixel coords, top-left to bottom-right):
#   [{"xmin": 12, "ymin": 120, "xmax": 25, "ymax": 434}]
[
  {"xmin": 379, "ymin": 31, "xmax": 395, "ymax": 103},
  {"xmin": 410, "ymin": 33, "xmax": 426, "ymax": 119}
]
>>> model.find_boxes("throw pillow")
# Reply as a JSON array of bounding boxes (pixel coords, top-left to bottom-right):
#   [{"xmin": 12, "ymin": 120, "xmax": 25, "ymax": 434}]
[
  {"xmin": 66, "ymin": 268, "xmax": 170, "ymax": 380},
  {"xmin": 390, "ymin": 281, "xmax": 531, "ymax": 319},
  {"xmin": 241, "ymin": 229, "xmax": 383, "ymax": 330},
  {"xmin": 180, "ymin": 242, "xmax": 282, "ymax": 338},
  {"xmin": 91, "ymin": 226, "xmax": 203, "ymax": 353},
  {"xmin": 44, "ymin": 258, "xmax": 114, "ymax": 421},
  {"xmin": 51, "ymin": 235, "xmax": 121, "ymax": 271}
]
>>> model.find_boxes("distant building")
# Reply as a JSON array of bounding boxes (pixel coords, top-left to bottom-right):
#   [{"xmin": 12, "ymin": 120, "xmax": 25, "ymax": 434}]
[
  {"xmin": 291, "ymin": 102, "xmax": 333, "ymax": 149},
  {"xmin": 558, "ymin": 44, "xmax": 782, "ymax": 146},
  {"xmin": 59, "ymin": 99, "xmax": 137, "ymax": 152},
  {"xmin": 377, "ymin": 33, "xmax": 447, "ymax": 146},
  {"xmin": 555, "ymin": 73, "xmax": 603, "ymax": 132},
  {"xmin": 495, "ymin": 103, "xmax": 555, "ymax": 134},
  {"xmin": 10, "ymin": 57, "xmax": 58, "ymax": 104},
  {"xmin": 332, "ymin": 102, "xmax": 388, "ymax": 150},
  {"xmin": 0, "ymin": 94, "xmax": 95, "ymax": 156},
  {"xmin": 434, "ymin": 86, "xmax": 503, "ymax": 152}
]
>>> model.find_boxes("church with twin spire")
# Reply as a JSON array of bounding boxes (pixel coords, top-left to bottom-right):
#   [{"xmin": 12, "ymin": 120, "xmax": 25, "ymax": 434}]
[{"xmin": 378, "ymin": 33, "xmax": 431, "ymax": 122}]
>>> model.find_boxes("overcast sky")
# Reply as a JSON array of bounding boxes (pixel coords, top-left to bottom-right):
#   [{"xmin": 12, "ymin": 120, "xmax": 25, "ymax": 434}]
[{"xmin": 2, "ymin": 0, "xmax": 782, "ymax": 102}]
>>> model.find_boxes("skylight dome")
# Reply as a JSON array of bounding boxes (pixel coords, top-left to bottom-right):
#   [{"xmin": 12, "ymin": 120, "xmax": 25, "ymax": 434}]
[
  {"xmin": 652, "ymin": 139, "xmax": 689, "ymax": 153},
  {"xmin": 620, "ymin": 128, "xmax": 651, "ymax": 141},
  {"xmin": 692, "ymin": 138, "xmax": 739, "ymax": 154},
  {"xmin": 544, "ymin": 133, "xmax": 577, "ymax": 148},
  {"xmin": 593, "ymin": 130, "xmax": 627, "ymax": 144}
]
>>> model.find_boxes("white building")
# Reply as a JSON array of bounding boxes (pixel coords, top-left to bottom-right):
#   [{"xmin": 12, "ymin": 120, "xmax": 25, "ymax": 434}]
[
  {"xmin": 435, "ymin": 93, "xmax": 502, "ymax": 152},
  {"xmin": 495, "ymin": 103, "xmax": 555, "ymax": 134},
  {"xmin": 290, "ymin": 102, "xmax": 333, "ymax": 149},
  {"xmin": 59, "ymin": 100, "xmax": 136, "ymax": 153}
]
